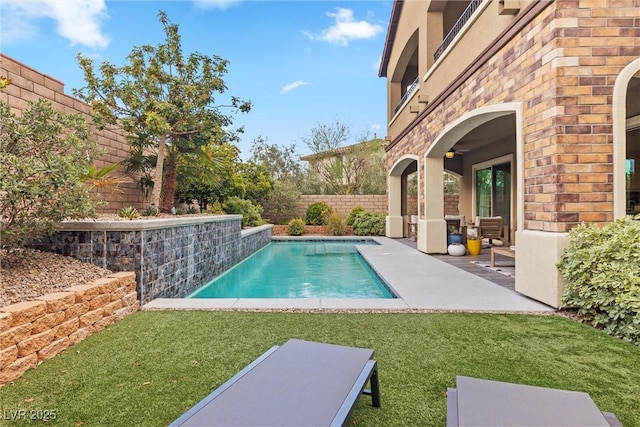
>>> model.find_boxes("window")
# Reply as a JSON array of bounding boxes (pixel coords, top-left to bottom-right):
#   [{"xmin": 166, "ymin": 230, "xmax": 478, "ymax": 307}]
[{"xmin": 473, "ymin": 157, "xmax": 512, "ymax": 226}]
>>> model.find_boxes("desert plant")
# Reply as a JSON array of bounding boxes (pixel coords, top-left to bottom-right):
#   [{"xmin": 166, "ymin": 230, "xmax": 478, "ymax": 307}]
[
  {"xmin": 118, "ymin": 206, "xmax": 139, "ymax": 220},
  {"xmin": 0, "ymin": 99, "xmax": 99, "ymax": 251},
  {"xmin": 557, "ymin": 215, "xmax": 640, "ymax": 346},
  {"xmin": 186, "ymin": 206, "xmax": 198, "ymax": 214},
  {"xmin": 203, "ymin": 201, "xmax": 225, "ymax": 215},
  {"xmin": 287, "ymin": 218, "xmax": 305, "ymax": 236},
  {"xmin": 224, "ymin": 196, "xmax": 264, "ymax": 227},
  {"xmin": 304, "ymin": 201, "xmax": 331, "ymax": 225},
  {"xmin": 326, "ymin": 211, "xmax": 348, "ymax": 236},
  {"xmin": 345, "ymin": 206, "xmax": 365, "ymax": 226},
  {"xmin": 141, "ymin": 206, "xmax": 159, "ymax": 217},
  {"xmin": 352, "ymin": 212, "xmax": 386, "ymax": 236}
]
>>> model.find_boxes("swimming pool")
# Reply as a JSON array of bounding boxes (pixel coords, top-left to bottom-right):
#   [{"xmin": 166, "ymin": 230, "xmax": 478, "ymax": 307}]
[{"xmin": 189, "ymin": 240, "xmax": 395, "ymax": 299}]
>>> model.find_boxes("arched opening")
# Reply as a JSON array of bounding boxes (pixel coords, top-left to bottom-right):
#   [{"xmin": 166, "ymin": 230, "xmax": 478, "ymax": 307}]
[
  {"xmin": 613, "ymin": 59, "xmax": 640, "ymax": 218},
  {"xmin": 418, "ymin": 102, "xmax": 523, "ymax": 253},
  {"xmin": 387, "ymin": 155, "xmax": 419, "ymax": 238}
]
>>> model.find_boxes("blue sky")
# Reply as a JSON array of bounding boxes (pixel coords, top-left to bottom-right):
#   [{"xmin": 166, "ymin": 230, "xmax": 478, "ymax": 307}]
[{"xmin": 1, "ymin": 0, "xmax": 392, "ymax": 158}]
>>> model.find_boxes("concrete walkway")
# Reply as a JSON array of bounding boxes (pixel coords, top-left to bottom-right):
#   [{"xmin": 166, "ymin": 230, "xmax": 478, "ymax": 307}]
[{"xmin": 144, "ymin": 237, "xmax": 554, "ymax": 313}]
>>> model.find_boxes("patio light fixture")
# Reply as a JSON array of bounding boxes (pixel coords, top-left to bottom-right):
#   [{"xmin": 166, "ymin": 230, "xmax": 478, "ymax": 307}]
[{"xmin": 445, "ymin": 149, "xmax": 456, "ymax": 159}]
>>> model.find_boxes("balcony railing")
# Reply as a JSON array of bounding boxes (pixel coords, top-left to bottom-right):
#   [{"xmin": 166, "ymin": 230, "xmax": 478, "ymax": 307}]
[
  {"xmin": 433, "ymin": 0, "xmax": 484, "ymax": 62},
  {"xmin": 395, "ymin": 76, "xmax": 419, "ymax": 113}
]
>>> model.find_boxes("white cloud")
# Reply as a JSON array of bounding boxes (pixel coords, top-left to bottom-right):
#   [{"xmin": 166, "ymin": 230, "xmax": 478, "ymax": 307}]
[
  {"xmin": 307, "ymin": 8, "xmax": 382, "ymax": 46},
  {"xmin": 281, "ymin": 80, "xmax": 309, "ymax": 94},
  {"xmin": 193, "ymin": 0, "xmax": 243, "ymax": 10},
  {"xmin": 1, "ymin": 0, "xmax": 109, "ymax": 49}
]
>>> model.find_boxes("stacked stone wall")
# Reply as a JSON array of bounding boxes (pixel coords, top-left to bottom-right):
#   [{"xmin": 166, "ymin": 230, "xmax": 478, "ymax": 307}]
[
  {"xmin": 0, "ymin": 54, "xmax": 144, "ymax": 213},
  {"xmin": 0, "ymin": 272, "xmax": 138, "ymax": 384},
  {"xmin": 386, "ymin": 0, "xmax": 640, "ymax": 232}
]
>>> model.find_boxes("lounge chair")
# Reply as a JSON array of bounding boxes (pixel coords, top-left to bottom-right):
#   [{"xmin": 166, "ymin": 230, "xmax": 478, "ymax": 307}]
[
  {"xmin": 170, "ymin": 339, "xmax": 380, "ymax": 426},
  {"xmin": 447, "ymin": 376, "xmax": 622, "ymax": 426}
]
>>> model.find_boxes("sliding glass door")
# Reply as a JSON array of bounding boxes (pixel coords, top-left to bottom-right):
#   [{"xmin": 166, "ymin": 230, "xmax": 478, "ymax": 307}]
[{"xmin": 475, "ymin": 161, "xmax": 511, "ymax": 227}]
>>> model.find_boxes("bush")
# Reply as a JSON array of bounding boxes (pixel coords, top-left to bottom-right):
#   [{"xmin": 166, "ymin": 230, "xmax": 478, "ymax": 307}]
[
  {"xmin": 261, "ymin": 181, "xmax": 301, "ymax": 225},
  {"xmin": 557, "ymin": 215, "xmax": 640, "ymax": 346},
  {"xmin": 224, "ymin": 197, "xmax": 264, "ymax": 227},
  {"xmin": 304, "ymin": 202, "xmax": 331, "ymax": 225},
  {"xmin": 141, "ymin": 206, "xmax": 159, "ymax": 217},
  {"xmin": 326, "ymin": 211, "xmax": 347, "ymax": 236},
  {"xmin": 0, "ymin": 99, "xmax": 99, "ymax": 251},
  {"xmin": 203, "ymin": 201, "xmax": 225, "ymax": 215},
  {"xmin": 287, "ymin": 218, "xmax": 305, "ymax": 236},
  {"xmin": 352, "ymin": 212, "xmax": 386, "ymax": 236},
  {"xmin": 118, "ymin": 206, "xmax": 139, "ymax": 220},
  {"xmin": 345, "ymin": 206, "xmax": 365, "ymax": 226}
]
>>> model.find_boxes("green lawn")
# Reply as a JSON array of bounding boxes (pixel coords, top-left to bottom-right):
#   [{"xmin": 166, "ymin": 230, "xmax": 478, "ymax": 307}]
[{"xmin": 2, "ymin": 311, "xmax": 639, "ymax": 426}]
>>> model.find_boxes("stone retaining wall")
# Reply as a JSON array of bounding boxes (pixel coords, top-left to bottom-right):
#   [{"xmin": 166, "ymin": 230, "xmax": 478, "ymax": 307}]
[
  {"xmin": 0, "ymin": 272, "xmax": 138, "ymax": 385},
  {"xmin": 31, "ymin": 217, "xmax": 273, "ymax": 304}
]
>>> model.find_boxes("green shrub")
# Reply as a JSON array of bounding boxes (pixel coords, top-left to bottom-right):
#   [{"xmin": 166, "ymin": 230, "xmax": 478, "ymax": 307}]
[
  {"xmin": 0, "ymin": 99, "xmax": 99, "ymax": 250},
  {"xmin": 326, "ymin": 211, "xmax": 348, "ymax": 236},
  {"xmin": 557, "ymin": 215, "xmax": 640, "ymax": 346},
  {"xmin": 304, "ymin": 202, "xmax": 331, "ymax": 225},
  {"xmin": 203, "ymin": 201, "xmax": 225, "ymax": 215},
  {"xmin": 186, "ymin": 206, "xmax": 198, "ymax": 215},
  {"xmin": 224, "ymin": 196, "xmax": 264, "ymax": 227},
  {"xmin": 352, "ymin": 212, "xmax": 386, "ymax": 236},
  {"xmin": 345, "ymin": 206, "xmax": 365, "ymax": 226},
  {"xmin": 118, "ymin": 206, "xmax": 139, "ymax": 220},
  {"xmin": 287, "ymin": 218, "xmax": 305, "ymax": 236}
]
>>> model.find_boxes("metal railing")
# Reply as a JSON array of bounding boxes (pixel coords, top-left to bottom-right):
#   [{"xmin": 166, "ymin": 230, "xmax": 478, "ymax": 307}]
[
  {"xmin": 395, "ymin": 76, "xmax": 419, "ymax": 113},
  {"xmin": 433, "ymin": 0, "xmax": 484, "ymax": 62}
]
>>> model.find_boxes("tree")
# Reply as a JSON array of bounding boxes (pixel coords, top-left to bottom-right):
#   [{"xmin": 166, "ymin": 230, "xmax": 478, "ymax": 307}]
[
  {"xmin": 74, "ymin": 10, "xmax": 250, "ymax": 212},
  {"xmin": 0, "ymin": 100, "xmax": 99, "ymax": 250},
  {"xmin": 301, "ymin": 120, "xmax": 385, "ymax": 195},
  {"xmin": 249, "ymin": 137, "xmax": 306, "ymax": 224}
]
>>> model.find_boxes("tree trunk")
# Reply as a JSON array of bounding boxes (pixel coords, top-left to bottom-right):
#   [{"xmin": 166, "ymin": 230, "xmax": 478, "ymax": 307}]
[
  {"xmin": 151, "ymin": 134, "xmax": 166, "ymax": 210},
  {"xmin": 160, "ymin": 149, "xmax": 178, "ymax": 213}
]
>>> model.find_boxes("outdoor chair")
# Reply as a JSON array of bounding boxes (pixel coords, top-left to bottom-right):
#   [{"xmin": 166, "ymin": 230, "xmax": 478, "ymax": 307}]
[
  {"xmin": 447, "ymin": 376, "xmax": 622, "ymax": 426},
  {"xmin": 170, "ymin": 339, "xmax": 380, "ymax": 426},
  {"xmin": 475, "ymin": 216, "xmax": 505, "ymax": 245}
]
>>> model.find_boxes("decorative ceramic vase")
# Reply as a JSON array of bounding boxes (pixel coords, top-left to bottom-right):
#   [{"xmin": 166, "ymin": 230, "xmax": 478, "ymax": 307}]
[
  {"xmin": 448, "ymin": 243, "xmax": 466, "ymax": 256},
  {"xmin": 447, "ymin": 233, "xmax": 463, "ymax": 245},
  {"xmin": 467, "ymin": 239, "xmax": 482, "ymax": 255}
]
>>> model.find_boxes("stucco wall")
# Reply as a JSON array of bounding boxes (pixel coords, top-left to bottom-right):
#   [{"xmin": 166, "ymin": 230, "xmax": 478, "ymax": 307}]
[{"xmin": 0, "ymin": 54, "xmax": 144, "ymax": 213}]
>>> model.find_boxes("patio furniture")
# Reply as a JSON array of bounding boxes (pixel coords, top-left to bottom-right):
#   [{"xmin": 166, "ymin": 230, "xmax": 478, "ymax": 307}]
[
  {"xmin": 170, "ymin": 338, "xmax": 381, "ymax": 427},
  {"xmin": 475, "ymin": 216, "xmax": 505, "ymax": 245},
  {"xmin": 445, "ymin": 215, "xmax": 467, "ymax": 245},
  {"xmin": 447, "ymin": 376, "xmax": 622, "ymax": 427},
  {"xmin": 490, "ymin": 246, "xmax": 515, "ymax": 267}
]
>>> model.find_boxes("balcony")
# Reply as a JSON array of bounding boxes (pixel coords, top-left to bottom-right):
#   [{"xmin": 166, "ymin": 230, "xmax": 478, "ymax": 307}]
[
  {"xmin": 395, "ymin": 76, "xmax": 419, "ymax": 113},
  {"xmin": 433, "ymin": 0, "xmax": 484, "ymax": 62}
]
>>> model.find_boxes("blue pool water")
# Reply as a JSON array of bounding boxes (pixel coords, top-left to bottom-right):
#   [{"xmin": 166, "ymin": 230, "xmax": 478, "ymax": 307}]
[{"xmin": 189, "ymin": 240, "xmax": 394, "ymax": 299}]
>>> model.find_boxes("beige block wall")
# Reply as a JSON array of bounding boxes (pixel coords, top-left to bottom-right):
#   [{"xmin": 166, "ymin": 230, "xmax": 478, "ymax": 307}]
[
  {"xmin": 386, "ymin": 0, "xmax": 640, "ymax": 233},
  {"xmin": 297, "ymin": 194, "xmax": 459, "ymax": 219},
  {"xmin": 0, "ymin": 54, "xmax": 145, "ymax": 213},
  {"xmin": 0, "ymin": 272, "xmax": 139, "ymax": 384}
]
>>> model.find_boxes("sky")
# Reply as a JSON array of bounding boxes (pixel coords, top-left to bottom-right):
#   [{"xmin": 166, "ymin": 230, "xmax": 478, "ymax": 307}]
[{"xmin": 1, "ymin": 0, "xmax": 392, "ymax": 159}]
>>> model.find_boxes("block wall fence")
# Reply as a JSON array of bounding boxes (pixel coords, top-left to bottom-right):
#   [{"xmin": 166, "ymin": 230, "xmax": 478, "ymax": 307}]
[
  {"xmin": 297, "ymin": 194, "xmax": 459, "ymax": 219},
  {"xmin": 0, "ymin": 54, "xmax": 145, "ymax": 214},
  {"xmin": 0, "ymin": 272, "xmax": 138, "ymax": 384}
]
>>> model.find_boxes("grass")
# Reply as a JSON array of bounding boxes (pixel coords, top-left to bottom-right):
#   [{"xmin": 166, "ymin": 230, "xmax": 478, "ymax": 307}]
[{"xmin": 1, "ymin": 311, "xmax": 639, "ymax": 426}]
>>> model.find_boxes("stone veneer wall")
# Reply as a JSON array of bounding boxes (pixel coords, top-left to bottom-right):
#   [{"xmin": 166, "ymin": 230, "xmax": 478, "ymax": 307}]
[
  {"xmin": 0, "ymin": 272, "xmax": 138, "ymax": 384},
  {"xmin": 31, "ymin": 217, "xmax": 273, "ymax": 305},
  {"xmin": 0, "ymin": 54, "xmax": 144, "ymax": 214}
]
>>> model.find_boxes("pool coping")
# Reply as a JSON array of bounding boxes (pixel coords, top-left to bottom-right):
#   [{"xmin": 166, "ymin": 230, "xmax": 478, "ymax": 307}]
[{"xmin": 143, "ymin": 236, "xmax": 555, "ymax": 313}]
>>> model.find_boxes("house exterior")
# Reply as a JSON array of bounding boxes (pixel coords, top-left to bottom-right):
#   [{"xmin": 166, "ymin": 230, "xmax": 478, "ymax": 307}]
[
  {"xmin": 301, "ymin": 139, "xmax": 386, "ymax": 195},
  {"xmin": 378, "ymin": 0, "xmax": 639, "ymax": 307}
]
